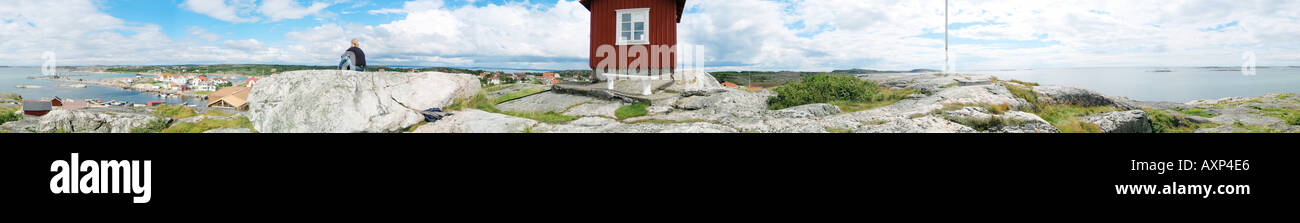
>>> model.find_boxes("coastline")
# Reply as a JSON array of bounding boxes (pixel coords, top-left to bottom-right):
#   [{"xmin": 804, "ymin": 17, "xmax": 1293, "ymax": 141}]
[{"xmin": 27, "ymin": 74, "xmax": 211, "ymax": 101}]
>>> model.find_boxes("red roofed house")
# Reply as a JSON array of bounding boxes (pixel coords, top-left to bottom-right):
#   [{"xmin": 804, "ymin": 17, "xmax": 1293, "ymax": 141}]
[
  {"xmin": 581, "ymin": 0, "xmax": 686, "ymax": 82},
  {"xmin": 246, "ymin": 78, "xmax": 262, "ymax": 87},
  {"xmin": 721, "ymin": 82, "xmax": 739, "ymax": 88}
]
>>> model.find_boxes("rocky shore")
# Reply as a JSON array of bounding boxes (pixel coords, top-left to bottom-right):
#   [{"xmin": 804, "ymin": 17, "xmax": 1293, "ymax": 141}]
[{"xmin": 3, "ymin": 70, "xmax": 1297, "ymax": 133}]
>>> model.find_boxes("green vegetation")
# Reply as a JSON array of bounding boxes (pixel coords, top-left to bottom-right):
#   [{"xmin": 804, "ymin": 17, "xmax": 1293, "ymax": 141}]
[
  {"xmin": 1008, "ymin": 79, "xmax": 1040, "ymax": 87},
  {"xmin": 130, "ymin": 118, "xmax": 172, "ymax": 133},
  {"xmin": 1174, "ymin": 107, "xmax": 1216, "ymax": 117},
  {"xmin": 1146, "ymin": 109, "xmax": 1217, "ymax": 133},
  {"xmin": 151, "ymin": 105, "xmax": 197, "ymax": 119},
  {"xmin": 194, "ymin": 91, "xmax": 214, "ymax": 95},
  {"xmin": 826, "ymin": 128, "xmax": 853, "ymax": 133},
  {"xmin": 1252, "ymin": 106, "xmax": 1300, "ymax": 125},
  {"xmin": 932, "ymin": 103, "xmax": 1031, "ymax": 132},
  {"xmin": 492, "ymin": 87, "xmax": 547, "ymax": 104},
  {"xmin": 767, "ymin": 74, "xmax": 916, "ymax": 112},
  {"xmin": 447, "ymin": 92, "xmax": 577, "ymax": 124},
  {"xmin": 711, "ymin": 71, "xmax": 823, "ymax": 88},
  {"xmin": 615, "ymin": 102, "xmax": 650, "ymax": 119},
  {"xmin": 160, "ymin": 117, "xmax": 254, "ymax": 133},
  {"xmin": 1231, "ymin": 121, "xmax": 1278, "ymax": 133},
  {"xmin": 937, "ymin": 82, "xmax": 957, "ymax": 89},
  {"xmin": 1055, "ymin": 120, "xmax": 1104, "ymax": 133},
  {"xmin": 1001, "ymin": 80, "xmax": 1115, "ymax": 133},
  {"xmin": 0, "ymin": 107, "xmax": 21, "ymax": 125}
]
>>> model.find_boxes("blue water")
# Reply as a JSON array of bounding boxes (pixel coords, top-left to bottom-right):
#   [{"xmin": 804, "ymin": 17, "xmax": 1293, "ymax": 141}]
[
  {"xmin": 974, "ymin": 67, "xmax": 1300, "ymax": 103},
  {"xmin": 0, "ymin": 67, "xmax": 206, "ymax": 105}
]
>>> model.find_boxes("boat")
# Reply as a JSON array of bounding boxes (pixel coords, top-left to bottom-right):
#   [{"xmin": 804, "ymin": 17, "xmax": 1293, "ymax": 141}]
[{"xmin": 14, "ymin": 85, "xmax": 43, "ymax": 89}]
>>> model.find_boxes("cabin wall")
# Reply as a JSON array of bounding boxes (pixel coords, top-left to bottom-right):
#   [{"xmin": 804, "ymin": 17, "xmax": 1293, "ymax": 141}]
[{"xmin": 589, "ymin": 0, "xmax": 679, "ymax": 75}]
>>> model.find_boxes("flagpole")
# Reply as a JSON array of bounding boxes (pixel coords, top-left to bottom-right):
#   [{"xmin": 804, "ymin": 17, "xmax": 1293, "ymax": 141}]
[{"xmin": 945, "ymin": 0, "xmax": 949, "ymax": 74}]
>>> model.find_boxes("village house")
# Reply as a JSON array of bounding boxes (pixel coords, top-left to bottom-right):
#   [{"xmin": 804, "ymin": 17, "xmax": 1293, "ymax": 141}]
[
  {"xmin": 581, "ymin": 0, "xmax": 686, "ymax": 81},
  {"xmin": 206, "ymin": 86, "xmax": 251, "ymax": 110}
]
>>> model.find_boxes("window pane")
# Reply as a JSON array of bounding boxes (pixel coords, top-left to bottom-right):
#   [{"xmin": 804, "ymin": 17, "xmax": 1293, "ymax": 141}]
[
  {"xmin": 635, "ymin": 22, "xmax": 644, "ymax": 31},
  {"xmin": 634, "ymin": 31, "xmax": 644, "ymax": 41},
  {"xmin": 621, "ymin": 14, "xmax": 630, "ymax": 22},
  {"xmin": 622, "ymin": 32, "xmax": 631, "ymax": 41},
  {"xmin": 622, "ymin": 23, "xmax": 631, "ymax": 32}
]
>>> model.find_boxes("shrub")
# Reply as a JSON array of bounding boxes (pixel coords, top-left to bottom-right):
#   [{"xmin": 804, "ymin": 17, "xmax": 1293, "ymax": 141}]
[
  {"xmin": 160, "ymin": 117, "xmax": 253, "ymax": 133},
  {"xmin": 131, "ymin": 118, "xmax": 172, "ymax": 133},
  {"xmin": 0, "ymin": 107, "xmax": 22, "ymax": 125},
  {"xmin": 1056, "ymin": 119, "xmax": 1103, "ymax": 133},
  {"xmin": 768, "ymin": 74, "xmax": 913, "ymax": 112},
  {"xmin": 615, "ymin": 102, "xmax": 649, "ymax": 119},
  {"xmin": 1146, "ymin": 109, "xmax": 1214, "ymax": 133},
  {"xmin": 152, "ymin": 105, "xmax": 197, "ymax": 119},
  {"xmin": 492, "ymin": 87, "xmax": 547, "ymax": 104}
]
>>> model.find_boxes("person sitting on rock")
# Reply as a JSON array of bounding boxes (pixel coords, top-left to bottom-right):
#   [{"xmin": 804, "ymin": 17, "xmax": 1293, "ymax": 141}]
[{"xmin": 339, "ymin": 38, "xmax": 367, "ymax": 71}]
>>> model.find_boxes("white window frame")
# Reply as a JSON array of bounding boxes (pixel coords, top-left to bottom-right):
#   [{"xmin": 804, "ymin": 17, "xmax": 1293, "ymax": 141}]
[{"xmin": 615, "ymin": 8, "xmax": 651, "ymax": 45}]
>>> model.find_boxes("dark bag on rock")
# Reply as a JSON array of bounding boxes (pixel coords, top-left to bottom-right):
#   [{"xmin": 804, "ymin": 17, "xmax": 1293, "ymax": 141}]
[{"xmin": 421, "ymin": 108, "xmax": 452, "ymax": 122}]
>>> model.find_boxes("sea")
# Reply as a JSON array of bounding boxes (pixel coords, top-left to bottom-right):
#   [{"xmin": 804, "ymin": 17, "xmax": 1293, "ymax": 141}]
[
  {"xmin": 0, "ymin": 67, "xmax": 206, "ymax": 105},
  {"xmin": 972, "ymin": 67, "xmax": 1300, "ymax": 103}
]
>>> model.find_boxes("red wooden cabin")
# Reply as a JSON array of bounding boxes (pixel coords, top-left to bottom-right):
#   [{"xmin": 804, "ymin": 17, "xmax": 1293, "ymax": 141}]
[{"xmin": 580, "ymin": 0, "xmax": 686, "ymax": 81}]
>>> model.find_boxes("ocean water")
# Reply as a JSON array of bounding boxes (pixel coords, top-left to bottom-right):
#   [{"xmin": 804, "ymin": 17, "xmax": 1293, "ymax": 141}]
[
  {"xmin": 974, "ymin": 67, "xmax": 1300, "ymax": 103},
  {"xmin": 0, "ymin": 67, "xmax": 206, "ymax": 105}
]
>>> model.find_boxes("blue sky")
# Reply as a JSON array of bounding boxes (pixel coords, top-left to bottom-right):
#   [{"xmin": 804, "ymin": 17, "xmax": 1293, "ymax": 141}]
[{"xmin": 3, "ymin": 0, "xmax": 1300, "ymax": 71}]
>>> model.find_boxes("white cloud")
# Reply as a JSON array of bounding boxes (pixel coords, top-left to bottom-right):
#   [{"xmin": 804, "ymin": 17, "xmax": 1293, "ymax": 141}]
[
  {"xmin": 7, "ymin": 0, "xmax": 1300, "ymax": 71},
  {"xmin": 285, "ymin": 0, "xmax": 591, "ymax": 68},
  {"xmin": 259, "ymin": 0, "xmax": 331, "ymax": 22},
  {"xmin": 180, "ymin": 0, "xmax": 261, "ymax": 23},
  {"xmin": 188, "ymin": 26, "xmax": 221, "ymax": 42},
  {"xmin": 222, "ymin": 39, "xmax": 268, "ymax": 52}
]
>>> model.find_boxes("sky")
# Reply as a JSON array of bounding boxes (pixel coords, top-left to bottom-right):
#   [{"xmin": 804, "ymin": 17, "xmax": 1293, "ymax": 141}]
[{"xmin": 2, "ymin": 0, "xmax": 1299, "ymax": 71}]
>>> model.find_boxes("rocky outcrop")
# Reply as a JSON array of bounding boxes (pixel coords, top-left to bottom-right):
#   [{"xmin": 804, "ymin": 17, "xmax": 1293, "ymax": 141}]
[
  {"xmin": 1033, "ymin": 85, "xmax": 1137, "ymax": 110},
  {"xmin": 1083, "ymin": 110, "xmax": 1153, "ymax": 133},
  {"xmin": 856, "ymin": 116, "xmax": 977, "ymax": 133},
  {"xmin": 497, "ymin": 92, "xmax": 593, "ymax": 114},
  {"xmin": 666, "ymin": 70, "xmax": 725, "ymax": 92},
  {"xmin": 248, "ymin": 70, "xmax": 479, "ymax": 133},
  {"xmin": 0, "ymin": 108, "xmax": 166, "ymax": 133},
  {"xmin": 776, "ymin": 103, "xmax": 841, "ymax": 118},
  {"xmin": 412, "ymin": 109, "xmax": 538, "ymax": 133}
]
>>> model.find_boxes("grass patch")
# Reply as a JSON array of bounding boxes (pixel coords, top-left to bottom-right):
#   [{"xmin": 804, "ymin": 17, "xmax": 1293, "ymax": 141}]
[
  {"xmin": 0, "ymin": 107, "xmax": 21, "ymax": 125},
  {"xmin": 826, "ymin": 128, "xmax": 853, "ymax": 133},
  {"xmin": 492, "ymin": 87, "xmax": 547, "ymax": 104},
  {"xmin": 1055, "ymin": 119, "xmax": 1104, "ymax": 133},
  {"xmin": 505, "ymin": 111, "xmax": 577, "ymax": 124},
  {"xmin": 1231, "ymin": 121, "xmax": 1278, "ymax": 133},
  {"xmin": 447, "ymin": 93, "xmax": 495, "ymax": 112},
  {"xmin": 615, "ymin": 102, "xmax": 649, "ymax": 119},
  {"xmin": 1253, "ymin": 107, "xmax": 1300, "ymax": 125},
  {"xmin": 1001, "ymin": 81, "xmax": 1117, "ymax": 132},
  {"xmin": 152, "ymin": 104, "xmax": 197, "ymax": 119},
  {"xmin": 159, "ymin": 117, "xmax": 253, "ymax": 133},
  {"xmin": 937, "ymin": 82, "xmax": 957, "ymax": 89},
  {"xmin": 768, "ymin": 74, "xmax": 915, "ymax": 111},
  {"xmin": 130, "ymin": 118, "xmax": 172, "ymax": 133},
  {"xmin": 1175, "ymin": 106, "xmax": 1211, "ymax": 117},
  {"xmin": 448, "ymin": 92, "xmax": 576, "ymax": 124},
  {"xmin": 1008, "ymin": 79, "xmax": 1040, "ymax": 87},
  {"xmin": 193, "ymin": 91, "xmax": 214, "ymax": 95},
  {"xmin": 1147, "ymin": 109, "xmax": 1217, "ymax": 133},
  {"xmin": 1003, "ymin": 82, "xmax": 1040, "ymax": 109}
]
